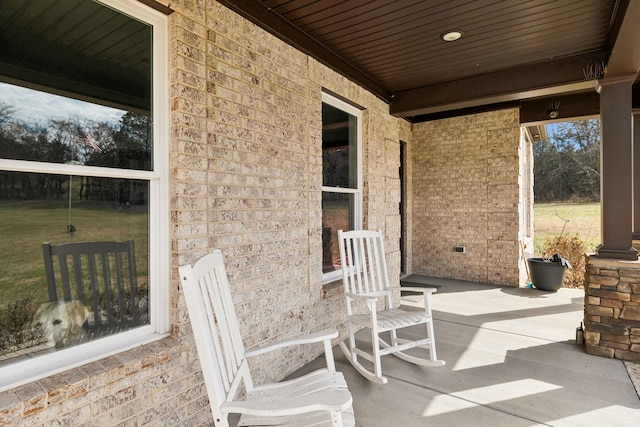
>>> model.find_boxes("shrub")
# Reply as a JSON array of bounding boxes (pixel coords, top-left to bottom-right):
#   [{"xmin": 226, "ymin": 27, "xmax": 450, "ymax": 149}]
[
  {"xmin": 0, "ymin": 296, "xmax": 46, "ymax": 355},
  {"xmin": 542, "ymin": 234, "xmax": 586, "ymax": 289}
]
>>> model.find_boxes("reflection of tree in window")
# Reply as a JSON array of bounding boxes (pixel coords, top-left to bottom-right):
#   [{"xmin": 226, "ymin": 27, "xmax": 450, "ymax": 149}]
[{"xmin": 0, "ymin": 101, "xmax": 151, "ymax": 206}]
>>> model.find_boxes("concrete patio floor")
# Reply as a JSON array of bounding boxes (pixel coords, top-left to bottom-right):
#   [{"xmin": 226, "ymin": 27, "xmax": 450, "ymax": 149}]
[{"xmin": 296, "ymin": 278, "xmax": 640, "ymax": 426}]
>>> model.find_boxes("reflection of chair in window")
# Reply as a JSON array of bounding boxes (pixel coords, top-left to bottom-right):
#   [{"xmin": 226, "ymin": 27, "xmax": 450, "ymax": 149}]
[{"xmin": 42, "ymin": 240, "xmax": 146, "ymax": 340}]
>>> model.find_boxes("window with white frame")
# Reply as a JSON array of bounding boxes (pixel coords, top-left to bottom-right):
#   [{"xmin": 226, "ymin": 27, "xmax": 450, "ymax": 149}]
[
  {"xmin": 321, "ymin": 92, "xmax": 362, "ymax": 283},
  {"xmin": 0, "ymin": 0, "xmax": 168, "ymax": 391}
]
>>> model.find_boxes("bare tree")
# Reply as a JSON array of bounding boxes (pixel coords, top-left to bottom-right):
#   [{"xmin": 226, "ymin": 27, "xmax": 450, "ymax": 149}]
[{"xmin": 534, "ymin": 119, "xmax": 600, "ymax": 202}]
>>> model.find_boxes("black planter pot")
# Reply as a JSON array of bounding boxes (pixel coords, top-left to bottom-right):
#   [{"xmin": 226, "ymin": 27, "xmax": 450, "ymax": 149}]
[{"xmin": 527, "ymin": 257, "xmax": 567, "ymax": 291}]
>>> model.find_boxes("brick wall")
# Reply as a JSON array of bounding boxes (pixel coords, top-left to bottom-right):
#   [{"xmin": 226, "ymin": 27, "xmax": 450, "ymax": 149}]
[
  {"xmin": 584, "ymin": 256, "xmax": 640, "ymax": 362},
  {"xmin": 0, "ymin": 1, "xmax": 405, "ymax": 425},
  {"xmin": 0, "ymin": 339, "xmax": 212, "ymax": 426},
  {"xmin": 410, "ymin": 109, "xmax": 522, "ymax": 286}
]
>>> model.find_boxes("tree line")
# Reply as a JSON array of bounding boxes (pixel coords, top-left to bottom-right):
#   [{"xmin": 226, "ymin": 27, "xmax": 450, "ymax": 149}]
[
  {"xmin": 0, "ymin": 103, "xmax": 151, "ymax": 204},
  {"xmin": 533, "ymin": 119, "xmax": 600, "ymax": 202}
]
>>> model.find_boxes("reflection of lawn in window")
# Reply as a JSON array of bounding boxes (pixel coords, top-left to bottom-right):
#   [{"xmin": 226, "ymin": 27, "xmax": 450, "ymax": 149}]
[
  {"xmin": 0, "ymin": 200, "xmax": 148, "ymax": 305},
  {"xmin": 323, "ymin": 201, "xmax": 349, "ymax": 270}
]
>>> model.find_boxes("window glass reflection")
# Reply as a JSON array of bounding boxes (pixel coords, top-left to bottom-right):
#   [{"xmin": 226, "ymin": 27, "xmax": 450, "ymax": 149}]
[
  {"xmin": 322, "ymin": 102, "xmax": 357, "ymax": 188},
  {"xmin": 322, "ymin": 192, "xmax": 354, "ymax": 273},
  {"xmin": 0, "ymin": 83, "xmax": 152, "ymax": 170},
  {"xmin": 0, "ymin": 172, "xmax": 149, "ymax": 364}
]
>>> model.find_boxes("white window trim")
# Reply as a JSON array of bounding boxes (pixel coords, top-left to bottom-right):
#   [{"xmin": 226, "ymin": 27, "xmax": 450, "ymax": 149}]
[
  {"xmin": 321, "ymin": 92, "xmax": 363, "ymax": 284},
  {"xmin": 0, "ymin": 0, "xmax": 169, "ymax": 392}
]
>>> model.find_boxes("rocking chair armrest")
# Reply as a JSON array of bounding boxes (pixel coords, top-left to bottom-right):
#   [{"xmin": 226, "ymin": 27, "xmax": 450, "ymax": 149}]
[
  {"xmin": 387, "ymin": 286, "xmax": 437, "ymax": 294},
  {"xmin": 245, "ymin": 328, "xmax": 339, "ymax": 358},
  {"xmin": 222, "ymin": 387, "xmax": 353, "ymax": 416}
]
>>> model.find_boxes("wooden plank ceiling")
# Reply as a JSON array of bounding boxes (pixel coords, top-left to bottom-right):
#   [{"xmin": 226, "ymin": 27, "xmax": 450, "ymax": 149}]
[{"xmin": 220, "ymin": 0, "xmax": 640, "ymax": 122}]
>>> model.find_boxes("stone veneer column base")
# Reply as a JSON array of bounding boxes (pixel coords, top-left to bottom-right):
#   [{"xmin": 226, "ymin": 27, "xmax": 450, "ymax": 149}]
[{"xmin": 584, "ymin": 255, "xmax": 640, "ymax": 362}]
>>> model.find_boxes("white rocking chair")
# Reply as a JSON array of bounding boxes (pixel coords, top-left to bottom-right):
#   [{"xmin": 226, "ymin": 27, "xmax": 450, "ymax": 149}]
[
  {"xmin": 179, "ymin": 249, "xmax": 355, "ymax": 427},
  {"xmin": 337, "ymin": 230, "xmax": 445, "ymax": 384}
]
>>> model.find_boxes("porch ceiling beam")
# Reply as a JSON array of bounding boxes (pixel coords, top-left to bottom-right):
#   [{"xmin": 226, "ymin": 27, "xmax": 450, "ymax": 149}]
[
  {"xmin": 520, "ymin": 92, "xmax": 601, "ymax": 124},
  {"xmin": 389, "ymin": 53, "xmax": 605, "ymax": 118}
]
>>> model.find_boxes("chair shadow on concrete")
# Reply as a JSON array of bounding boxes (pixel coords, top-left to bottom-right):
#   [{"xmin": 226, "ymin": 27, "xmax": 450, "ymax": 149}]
[{"xmin": 294, "ymin": 278, "xmax": 640, "ymax": 426}]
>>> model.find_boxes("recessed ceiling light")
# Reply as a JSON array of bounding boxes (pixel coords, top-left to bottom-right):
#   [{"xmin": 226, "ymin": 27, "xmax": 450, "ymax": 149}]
[{"xmin": 441, "ymin": 30, "xmax": 463, "ymax": 42}]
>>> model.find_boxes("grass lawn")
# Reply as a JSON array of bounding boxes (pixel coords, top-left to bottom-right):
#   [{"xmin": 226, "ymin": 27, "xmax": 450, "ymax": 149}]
[
  {"xmin": 0, "ymin": 200, "xmax": 148, "ymax": 307},
  {"xmin": 533, "ymin": 202, "xmax": 600, "ymax": 256}
]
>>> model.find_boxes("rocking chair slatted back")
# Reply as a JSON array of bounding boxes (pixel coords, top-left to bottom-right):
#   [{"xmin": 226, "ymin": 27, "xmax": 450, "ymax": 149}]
[
  {"xmin": 179, "ymin": 250, "xmax": 251, "ymax": 413},
  {"xmin": 340, "ymin": 229, "xmax": 390, "ymax": 296}
]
